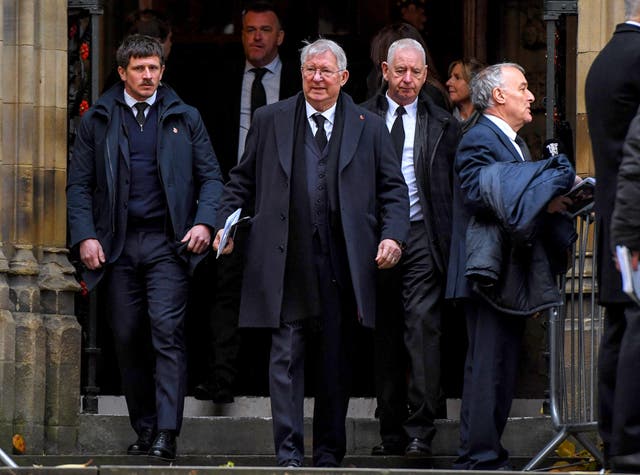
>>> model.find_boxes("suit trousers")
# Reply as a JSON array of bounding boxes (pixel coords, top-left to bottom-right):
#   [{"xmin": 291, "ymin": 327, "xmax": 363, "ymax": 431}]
[
  {"xmin": 374, "ymin": 221, "xmax": 443, "ymax": 444},
  {"xmin": 105, "ymin": 228, "xmax": 189, "ymax": 435},
  {"xmin": 209, "ymin": 225, "xmax": 246, "ymax": 388},
  {"xmin": 454, "ymin": 296, "xmax": 525, "ymax": 470},
  {"xmin": 598, "ymin": 303, "xmax": 640, "ymax": 459},
  {"xmin": 269, "ymin": 250, "xmax": 356, "ymax": 467}
]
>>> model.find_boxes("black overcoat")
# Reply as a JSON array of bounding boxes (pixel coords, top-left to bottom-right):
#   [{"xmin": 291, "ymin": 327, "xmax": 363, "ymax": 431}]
[
  {"xmin": 585, "ymin": 23, "xmax": 640, "ymax": 304},
  {"xmin": 217, "ymin": 92, "xmax": 410, "ymax": 329}
]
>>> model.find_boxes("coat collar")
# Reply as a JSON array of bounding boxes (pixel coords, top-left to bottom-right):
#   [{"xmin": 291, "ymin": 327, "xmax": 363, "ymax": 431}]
[
  {"xmin": 477, "ymin": 115, "xmax": 523, "ymax": 162},
  {"xmin": 274, "ymin": 92, "xmax": 365, "ymax": 176},
  {"xmin": 337, "ymin": 92, "xmax": 365, "ymax": 171}
]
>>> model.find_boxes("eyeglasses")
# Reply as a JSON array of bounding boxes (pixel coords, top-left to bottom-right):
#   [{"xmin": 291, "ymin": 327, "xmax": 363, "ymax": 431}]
[
  {"xmin": 390, "ymin": 67, "xmax": 427, "ymax": 79},
  {"xmin": 301, "ymin": 66, "xmax": 343, "ymax": 79}
]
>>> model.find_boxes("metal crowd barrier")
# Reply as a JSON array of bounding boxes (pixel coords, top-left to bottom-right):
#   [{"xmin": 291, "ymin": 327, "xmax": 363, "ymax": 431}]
[
  {"xmin": 0, "ymin": 448, "xmax": 17, "ymax": 468},
  {"xmin": 524, "ymin": 210, "xmax": 605, "ymax": 471}
]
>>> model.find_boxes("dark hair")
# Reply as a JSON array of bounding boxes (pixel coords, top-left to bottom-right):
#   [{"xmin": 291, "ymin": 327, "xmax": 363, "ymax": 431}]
[
  {"xmin": 125, "ymin": 9, "xmax": 171, "ymax": 42},
  {"xmin": 116, "ymin": 34, "xmax": 165, "ymax": 68},
  {"xmin": 392, "ymin": 0, "xmax": 426, "ymax": 22},
  {"xmin": 242, "ymin": 1, "xmax": 282, "ymax": 28},
  {"xmin": 448, "ymin": 57, "xmax": 485, "ymax": 84},
  {"xmin": 396, "ymin": 0, "xmax": 426, "ymax": 6}
]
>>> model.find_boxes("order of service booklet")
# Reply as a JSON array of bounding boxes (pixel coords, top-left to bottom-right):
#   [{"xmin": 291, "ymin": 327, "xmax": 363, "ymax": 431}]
[
  {"xmin": 563, "ymin": 176, "xmax": 595, "ymax": 218},
  {"xmin": 217, "ymin": 208, "xmax": 242, "ymax": 259},
  {"xmin": 616, "ymin": 244, "xmax": 640, "ymax": 305}
]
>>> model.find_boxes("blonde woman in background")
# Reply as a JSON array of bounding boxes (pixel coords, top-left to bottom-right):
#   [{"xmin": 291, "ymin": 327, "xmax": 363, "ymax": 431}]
[{"xmin": 446, "ymin": 58, "xmax": 484, "ymax": 133}]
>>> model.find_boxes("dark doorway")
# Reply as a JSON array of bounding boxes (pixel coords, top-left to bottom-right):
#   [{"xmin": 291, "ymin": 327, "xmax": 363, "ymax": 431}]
[{"xmin": 86, "ymin": 0, "xmax": 469, "ymax": 401}]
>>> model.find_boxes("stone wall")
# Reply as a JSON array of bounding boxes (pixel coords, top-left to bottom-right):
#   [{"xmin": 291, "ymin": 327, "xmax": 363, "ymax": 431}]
[
  {"xmin": 575, "ymin": 0, "xmax": 624, "ymax": 176},
  {"xmin": 0, "ymin": 0, "xmax": 81, "ymax": 455}
]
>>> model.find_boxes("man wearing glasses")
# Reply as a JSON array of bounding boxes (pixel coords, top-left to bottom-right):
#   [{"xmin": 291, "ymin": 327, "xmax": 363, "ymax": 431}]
[
  {"xmin": 214, "ymin": 38, "xmax": 409, "ymax": 468},
  {"xmin": 362, "ymin": 38, "xmax": 460, "ymax": 458}
]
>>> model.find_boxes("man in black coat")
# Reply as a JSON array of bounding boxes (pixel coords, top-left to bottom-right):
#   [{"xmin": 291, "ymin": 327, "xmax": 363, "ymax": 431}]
[
  {"xmin": 585, "ymin": 1, "xmax": 640, "ymax": 471},
  {"xmin": 214, "ymin": 38, "xmax": 409, "ymax": 467},
  {"xmin": 361, "ymin": 38, "xmax": 460, "ymax": 457},
  {"xmin": 66, "ymin": 35, "xmax": 223, "ymax": 460},
  {"xmin": 193, "ymin": 0, "xmax": 301, "ymax": 403}
]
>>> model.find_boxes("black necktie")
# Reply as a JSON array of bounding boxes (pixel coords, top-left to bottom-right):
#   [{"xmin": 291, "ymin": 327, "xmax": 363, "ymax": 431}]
[
  {"xmin": 250, "ymin": 67, "xmax": 268, "ymax": 119},
  {"xmin": 390, "ymin": 106, "xmax": 406, "ymax": 160},
  {"xmin": 134, "ymin": 102, "xmax": 148, "ymax": 127},
  {"xmin": 515, "ymin": 134, "xmax": 532, "ymax": 161},
  {"xmin": 312, "ymin": 113, "xmax": 328, "ymax": 150}
]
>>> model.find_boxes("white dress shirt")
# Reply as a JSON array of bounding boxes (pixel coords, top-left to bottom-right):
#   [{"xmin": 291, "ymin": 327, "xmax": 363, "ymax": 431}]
[
  {"xmin": 385, "ymin": 95, "xmax": 423, "ymax": 222},
  {"xmin": 238, "ymin": 56, "xmax": 283, "ymax": 161}
]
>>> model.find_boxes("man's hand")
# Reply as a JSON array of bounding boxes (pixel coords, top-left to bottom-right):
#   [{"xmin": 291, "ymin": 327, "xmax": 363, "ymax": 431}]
[
  {"xmin": 547, "ymin": 195, "xmax": 573, "ymax": 214},
  {"xmin": 181, "ymin": 224, "xmax": 212, "ymax": 254},
  {"xmin": 212, "ymin": 229, "xmax": 234, "ymax": 255},
  {"xmin": 79, "ymin": 238, "xmax": 106, "ymax": 270},
  {"xmin": 375, "ymin": 238, "xmax": 402, "ymax": 269}
]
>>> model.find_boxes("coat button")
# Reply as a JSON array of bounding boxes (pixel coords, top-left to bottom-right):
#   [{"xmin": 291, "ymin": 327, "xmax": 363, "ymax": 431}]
[
  {"xmin": 277, "ymin": 245, "xmax": 284, "ymax": 252},
  {"xmin": 280, "ymin": 213, "xmax": 286, "ymax": 221}
]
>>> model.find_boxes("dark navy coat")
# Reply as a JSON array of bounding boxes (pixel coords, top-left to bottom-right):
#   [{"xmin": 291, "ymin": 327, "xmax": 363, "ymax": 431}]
[
  {"xmin": 446, "ymin": 115, "xmax": 575, "ymax": 302},
  {"xmin": 67, "ymin": 83, "xmax": 223, "ymax": 290},
  {"xmin": 217, "ymin": 92, "xmax": 409, "ymax": 329}
]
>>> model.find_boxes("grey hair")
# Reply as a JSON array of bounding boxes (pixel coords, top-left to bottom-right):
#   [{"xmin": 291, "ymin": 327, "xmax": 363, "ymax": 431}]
[
  {"xmin": 386, "ymin": 38, "xmax": 426, "ymax": 64},
  {"xmin": 300, "ymin": 38, "xmax": 347, "ymax": 71},
  {"xmin": 626, "ymin": 0, "xmax": 640, "ymax": 18},
  {"xmin": 470, "ymin": 62, "xmax": 525, "ymax": 112}
]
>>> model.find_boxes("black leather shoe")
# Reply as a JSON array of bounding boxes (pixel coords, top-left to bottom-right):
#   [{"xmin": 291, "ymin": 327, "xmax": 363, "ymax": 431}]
[
  {"xmin": 371, "ymin": 442, "xmax": 405, "ymax": 456},
  {"xmin": 194, "ymin": 382, "xmax": 235, "ymax": 404},
  {"xmin": 610, "ymin": 453, "xmax": 640, "ymax": 473},
  {"xmin": 193, "ymin": 382, "xmax": 214, "ymax": 401},
  {"xmin": 127, "ymin": 427, "xmax": 155, "ymax": 455},
  {"xmin": 212, "ymin": 386, "xmax": 235, "ymax": 404},
  {"xmin": 405, "ymin": 437, "xmax": 432, "ymax": 457},
  {"xmin": 495, "ymin": 464, "xmax": 514, "ymax": 471},
  {"xmin": 148, "ymin": 430, "xmax": 177, "ymax": 461}
]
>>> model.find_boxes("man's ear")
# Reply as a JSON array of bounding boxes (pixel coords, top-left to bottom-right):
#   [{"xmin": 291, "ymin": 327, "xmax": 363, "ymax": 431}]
[
  {"xmin": 493, "ymin": 86, "xmax": 505, "ymax": 105},
  {"xmin": 381, "ymin": 61, "xmax": 390, "ymax": 82}
]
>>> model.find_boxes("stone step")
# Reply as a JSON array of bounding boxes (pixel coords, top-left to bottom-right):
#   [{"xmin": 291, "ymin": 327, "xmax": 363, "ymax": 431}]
[
  {"xmin": 93, "ymin": 396, "xmax": 545, "ymax": 419},
  {"xmin": 78, "ymin": 398, "xmax": 555, "ymax": 457},
  {"xmin": 7, "ymin": 454, "xmax": 570, "ymax": 472}
]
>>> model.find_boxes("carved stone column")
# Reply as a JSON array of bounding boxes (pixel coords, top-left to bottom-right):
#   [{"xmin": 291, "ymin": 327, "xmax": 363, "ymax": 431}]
[
  {"xmin": 0, "ymin": 244, "xmax": 16, "ymax": 449},
  {"xmin": 40, "ymin": 248, "xmax": 81, "ymax": 454},
  {"xmin": 1, "ymin": 0, "xmax": 79, "ymax": 455},
  {"xmin": 463, "ymin": 0, "xmax": 488, "ymax": 62},
  {"xmin": 8, "ymin": 245, "xmax": 45, "ymax": 454}
]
